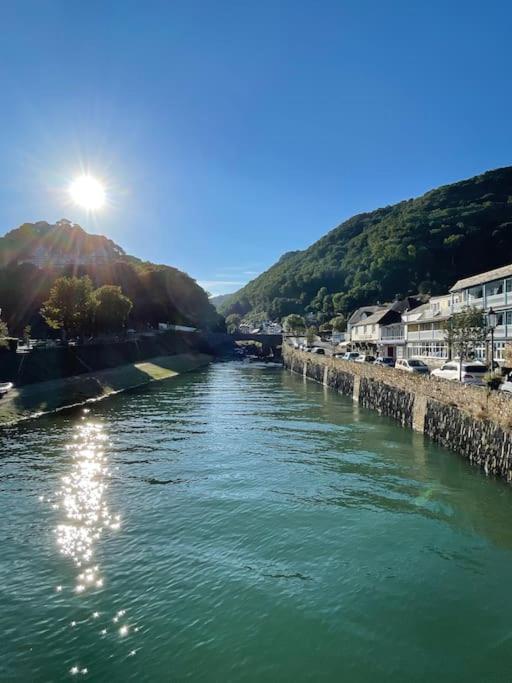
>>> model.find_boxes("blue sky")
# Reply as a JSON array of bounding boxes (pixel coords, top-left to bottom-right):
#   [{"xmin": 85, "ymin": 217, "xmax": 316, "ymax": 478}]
[{"xmin": 0, "ymin": 0, "xmax": 511, "ymax": 295}]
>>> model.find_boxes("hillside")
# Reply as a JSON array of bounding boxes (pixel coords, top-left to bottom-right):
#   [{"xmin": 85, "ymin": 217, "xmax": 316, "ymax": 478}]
[
  {"xmin": 209, "ymin": 293, "xmax": 234, "ymax": 311},
  {"xmin": 0, "ymin": 220, "xmax": 224, "ymax": 334},
  {"xmin": 221, "ymin": 166, "xmax": 512, "ymax": 321}
]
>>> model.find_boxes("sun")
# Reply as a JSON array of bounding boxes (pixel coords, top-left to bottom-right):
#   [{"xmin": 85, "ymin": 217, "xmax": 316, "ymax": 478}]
[{"xmin": 69, "ymin": 175, "xmax": 106, "ymax": 210}]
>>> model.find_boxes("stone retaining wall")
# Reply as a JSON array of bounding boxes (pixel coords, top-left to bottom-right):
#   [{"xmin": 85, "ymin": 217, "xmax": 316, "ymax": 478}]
[{"xmin": 283, "ymin": 345, "xmax": 512, "ymax": 482}]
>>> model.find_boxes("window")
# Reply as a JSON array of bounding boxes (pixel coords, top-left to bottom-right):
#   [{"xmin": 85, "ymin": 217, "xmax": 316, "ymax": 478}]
[
  {"xmin": 487, "ymin": 280, "xmax": 504, "ymax": 296},
  {"xmin": 507, "ymin": 310, "xmax": 512, "ymax": 326},
  {"xmin": 495, "ymin": 341, "xmax": 506, "ymax": 360},
  {"xmin": 468, "ymin": 285, "xmax": 483, "ymax": 300},
  {"xmin": 407, "ymin": 342, "xmax": 448, "ymax": 359},
  {"xmin": 507, "ymin": 279, "xmax": 512, "ymax": 293},
  {"xmin": 464, "ymin": 365, "xmax": 486, "ymax": 374}
]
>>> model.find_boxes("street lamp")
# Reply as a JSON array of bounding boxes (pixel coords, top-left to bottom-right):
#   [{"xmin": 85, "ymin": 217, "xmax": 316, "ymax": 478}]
[{"xmin": 488, "ymin": 307, "xmax": 497, "ymax": 370}]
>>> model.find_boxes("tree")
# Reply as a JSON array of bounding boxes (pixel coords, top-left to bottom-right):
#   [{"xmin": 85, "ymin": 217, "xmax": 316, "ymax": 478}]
[
  {"xmin": 283, "ymin": 314, "xmax": 306, "ymax": 334},
  {"xmin": 41, "ymin": 276, "xmax": 94, "ymax": 338},
  {"xmin": 92, "ymin": 285, "xmax": 132, "ymax": 333},
  {"xmin": 23, "ymin": 324, "xmax": 31, "ymax": 346},
  {"xmin": 443, "ymin": 307, "xmax": 487, "ymax": 379},
  {"xmin": 319, "ymin": 322, "xmax": 333, "ymax": 333},
  {"xmin": 330, "ymin": 315, "xmax": 347, "ymax": 332},
  {"xmin": 225, "ymin": 313, "xmax": 242, "ymax": 334},
  {"xmin": 0, "ymin": 318, "xmax": 8, "ymax": 348},
  {"xmin": 504, "ymin": 343, "xmax": 512, "ymax": 369},
  {"xmin": 306, "ymin": 326, "xmax": 317, "ymax": 346}
]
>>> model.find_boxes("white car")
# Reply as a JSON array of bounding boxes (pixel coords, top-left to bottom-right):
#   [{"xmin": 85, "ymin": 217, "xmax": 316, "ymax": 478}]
[
  {"xmin": 500, "ymin": 373, "xmax": 512, "ymax": 393},
  {"xmin": 341, "ymin": 352, "xmax": 360, "ymax": 361},
  {"xmin": 431, "ymin": 361, "xmax": 487, "ymax": 386},
  {"xmin": 355, "ymin": 354, "xmax": 376, "ymax": 363},
  {"xmin": 0, "ymin": 382, "xmax": 14, "ymax": 396},
  {"xmin": 395, "ymin": 359, "xmax": 429, "ymax": 374}
]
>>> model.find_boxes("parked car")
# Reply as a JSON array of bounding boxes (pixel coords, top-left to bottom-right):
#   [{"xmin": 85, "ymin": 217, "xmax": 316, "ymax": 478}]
[
  {"xmin": 431, "ymin": 361, "xmax": 487, "ymax": 386},
  {"xmin": 0, "ymin": 382, "xmax": 14, "ymax": 396},
  {"xmin": 395, "ymin": 358, "xmax": 430, "ymax": 374},
  {"xmin": 355, "ymin": 354, "xmax": 376, "ymax": 363},
  {"xmin": 341, "ymin": 352, "xmax": 360, "ymax": 362},
  {"xmin": 311, "ymin": 347, "xmax": 325, "ymax": 355},
  {"xmin": 500, "ymin": 373, "xmax": 512, "ymax": 393},
  {"xmin": 374, "ymin": 357, "xmax": 395, "ymax": 367}
]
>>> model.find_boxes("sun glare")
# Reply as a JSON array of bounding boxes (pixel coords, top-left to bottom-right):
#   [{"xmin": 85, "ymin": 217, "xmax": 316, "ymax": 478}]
[{"xmin": 69, "ymin": 175, "xmax": 106, "ymax": 210}]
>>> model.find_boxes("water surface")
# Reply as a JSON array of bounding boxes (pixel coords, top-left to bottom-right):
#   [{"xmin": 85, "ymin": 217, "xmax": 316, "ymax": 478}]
[{"xmin": 2, "ymin": 361, "xmax": 512, "ymax": 681}]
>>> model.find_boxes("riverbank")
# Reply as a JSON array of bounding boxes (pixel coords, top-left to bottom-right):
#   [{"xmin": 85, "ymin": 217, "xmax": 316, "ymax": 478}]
[
  {"xmin": 284, "ymin": 345, "xmax": 512, "ymax": 482},
  {"xmin": 0, "ymin": 352, "xmax": 212, "ymax": 426}
]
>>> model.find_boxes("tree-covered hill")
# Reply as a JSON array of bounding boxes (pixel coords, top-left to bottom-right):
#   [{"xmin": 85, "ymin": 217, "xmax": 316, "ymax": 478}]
[
  {"xmin": 209, "ymin": 293, "xmax": 234, "ymax": 311},
  {"xmin": 221, "ymin": 166, "xmax": 512, "ymax": 321},
  {"xmin": 0, "ymin": 220, "xmax": 224, "ymax": 334}
]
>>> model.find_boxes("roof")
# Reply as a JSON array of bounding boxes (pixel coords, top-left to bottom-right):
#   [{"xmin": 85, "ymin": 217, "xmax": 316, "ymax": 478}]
[
  {"xmin": 402, "ymin": 300, "xmax": 451, "ymax": 323},
  {"xmin": 389, "ymin": 295, "xmax": 426, "ymax": 313},
  {"xmin": 450, "ymin": 263, "xmax": 512, "ymax": 292},
  {"xmin": 347, "ymin": 305, "xmax": 385, "ymax": 325},
  {"xmin": 352, "ymin": 307, "xmax": 401, "ymax": 327}
]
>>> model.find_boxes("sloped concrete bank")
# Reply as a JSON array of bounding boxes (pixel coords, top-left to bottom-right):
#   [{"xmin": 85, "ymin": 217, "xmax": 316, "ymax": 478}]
[
  {"xmin": 0, "ymin": 353, "xmax": 212, "ymax": 426},
  {"xmin": 284, "ymin": 346, "xmax": 512, "ymax": 482}
]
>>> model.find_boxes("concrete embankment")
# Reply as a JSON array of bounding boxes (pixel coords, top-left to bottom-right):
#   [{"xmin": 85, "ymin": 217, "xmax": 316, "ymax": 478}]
[
  {"xmin": 284, "ymin": 345, "xmax": 512, "ymax": 483},
  {"xmin": 0, "ymin": 352, "xmax": 212, "ymax": 426}
]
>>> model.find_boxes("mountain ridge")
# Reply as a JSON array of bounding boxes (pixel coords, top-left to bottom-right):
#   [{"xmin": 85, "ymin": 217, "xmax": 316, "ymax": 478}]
[
  {"xmin": 220, "ymin": 166, "xmax": 512, "ymax": 321},
  {"xmin": 0, "ymin": 219, "xmax": 224, "ymax": 334}
]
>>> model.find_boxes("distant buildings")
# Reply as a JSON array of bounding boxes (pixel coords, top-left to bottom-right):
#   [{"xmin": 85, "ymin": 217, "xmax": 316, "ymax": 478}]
[
  {"xmin": 17, "ymin": 244, "xmax": 112, "ymax": 268},
  {"xmin": 238, "ymin": 321, "xmax": 282, "ymax": 335}
]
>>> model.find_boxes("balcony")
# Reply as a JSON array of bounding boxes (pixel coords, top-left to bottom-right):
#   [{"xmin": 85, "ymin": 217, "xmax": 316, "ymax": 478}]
[
  {"xmin": 380, "ymin": 332, "xmax": 404, "ymax": 341},
  {"xmin": 351, "ymin": 331, "xmax": 378, "ymax": 341},
  {"xmin": 486, "ymin": 293, "xmax": 507, "ymax": 308},
  {"xmin": 407, "ymin": 329, "xmax": 446, "ymax": 341}
]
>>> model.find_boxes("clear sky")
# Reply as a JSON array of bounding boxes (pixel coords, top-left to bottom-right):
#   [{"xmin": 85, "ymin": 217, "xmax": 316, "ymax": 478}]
[{"xmin": 0, "ymin": 0, "xmax": 511, "ymax": 295}]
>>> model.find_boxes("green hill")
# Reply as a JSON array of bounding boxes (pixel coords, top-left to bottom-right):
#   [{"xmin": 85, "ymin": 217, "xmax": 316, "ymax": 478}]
[
  {"xmin": 221, "ymin": 166, "xmax": 512, "ymax": 321},
  {"xmin": 0, "ymin": 220, "xmax": 224, "ymax": 334},
  {"xmin": 209, "ymin": 293, "xmax": 235, "ymax": 311}
]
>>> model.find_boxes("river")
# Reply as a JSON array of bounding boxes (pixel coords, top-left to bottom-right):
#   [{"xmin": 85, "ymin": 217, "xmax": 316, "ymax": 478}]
[{"xmin": 2, "ymin": 360, "xmax": 512, "ymax": 681}]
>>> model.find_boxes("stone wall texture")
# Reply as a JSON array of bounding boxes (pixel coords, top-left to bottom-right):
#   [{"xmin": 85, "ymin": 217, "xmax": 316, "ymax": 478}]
[{"xmin": 284, "ymin": 345, "xmax": 512, "ymax": 483}]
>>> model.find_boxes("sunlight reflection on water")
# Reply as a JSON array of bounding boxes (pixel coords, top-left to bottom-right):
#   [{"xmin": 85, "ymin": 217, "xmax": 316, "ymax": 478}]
[
  {"xmin": 42, "ymin": 414, "xmax": 136, "ymax": 676},
  {"xmin": 54, "ymin": 419, "xmax": 117, "ymax": 592}
]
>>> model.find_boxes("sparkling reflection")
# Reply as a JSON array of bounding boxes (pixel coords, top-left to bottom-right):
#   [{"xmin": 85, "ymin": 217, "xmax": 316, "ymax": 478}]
[{"xmin": 54, "ymin": 421, "xmax": 118, "ymax": 593}]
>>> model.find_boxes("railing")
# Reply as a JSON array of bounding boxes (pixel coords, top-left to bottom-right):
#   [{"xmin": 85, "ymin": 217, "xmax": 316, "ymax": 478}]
[
  {"xmin": 379, "ymin": 332, "xmax": 404, "ymax": 340},
  {"xmin": 407, "ymin": 330, "xmax": 446, "ymax": 341},
  {"xmin": 486, "ymin": 293, "xmax": 507, "ymax": 308},
  {"xmin": 351, "ymin": 333, "xmax": 378, "ymax": 341}
]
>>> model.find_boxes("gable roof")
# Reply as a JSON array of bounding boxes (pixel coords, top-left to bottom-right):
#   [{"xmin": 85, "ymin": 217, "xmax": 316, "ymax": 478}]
[
  {"xmin": 450, "ymin": 263, "xmax": 512, "ymax": 292},
  {"xmin": 352, "ymin": 307, "xmax": 401, "ymax": 327},
  {"xmin": 347, "ymin": 305, "xmax": 385, "ymax": 325}
]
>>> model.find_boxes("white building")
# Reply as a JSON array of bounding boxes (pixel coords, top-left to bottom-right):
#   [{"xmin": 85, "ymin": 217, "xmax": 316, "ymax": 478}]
[
  {"xmin": 350, "ymin": 298, "xmax": 423, "ymax": 358},
  {"xmin": 403, "ymin": 295, "xmax": 451, "ymax": 365},
  {"xmin": 450, "ymin": 264, "xmax": 512, "ymax": 362}
]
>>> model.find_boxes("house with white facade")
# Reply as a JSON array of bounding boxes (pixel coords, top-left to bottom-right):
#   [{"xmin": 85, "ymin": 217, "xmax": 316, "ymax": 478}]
[
  {"xmin": 350, "ymin": 297, "xmax": 423, "ymax": 358},
  {"xmin": 346, "ymin": 306, "xmax": 385, "ymax": 337},
  {"xmin": 449, "ymin": 264, "xmax": 512, "ymax": 362},
  {"xmin": 402, "ymin": 294, "xmax": 451, "ymax": 365}
]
